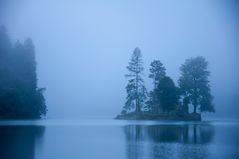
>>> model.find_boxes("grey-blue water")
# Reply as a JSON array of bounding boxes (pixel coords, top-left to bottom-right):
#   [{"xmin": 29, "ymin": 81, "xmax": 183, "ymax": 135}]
[{"xmin": 0, "ymin": 120, "xmax": 239, "ymax": 159}]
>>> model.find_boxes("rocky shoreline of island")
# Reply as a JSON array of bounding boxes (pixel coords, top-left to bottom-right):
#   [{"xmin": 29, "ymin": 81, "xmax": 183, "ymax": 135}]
[{"xmin": 115, "ymin": 112, "xmax": 201, "ymax": 121}]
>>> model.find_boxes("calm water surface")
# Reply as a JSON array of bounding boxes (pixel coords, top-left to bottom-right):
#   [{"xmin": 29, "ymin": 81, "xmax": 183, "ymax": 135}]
[{"xmin": 0, "ymin": 119, "xmax": 239, "ymax": 159}]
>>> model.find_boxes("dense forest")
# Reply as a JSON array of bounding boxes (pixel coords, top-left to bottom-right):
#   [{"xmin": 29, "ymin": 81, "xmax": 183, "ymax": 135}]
[
  {"xmin": 0, "ymin": 26, "xmax": 46, "ymax": 119},
  {"xmin": 117, "ymin": 47, "xmax": 215, "ymax": 121}
]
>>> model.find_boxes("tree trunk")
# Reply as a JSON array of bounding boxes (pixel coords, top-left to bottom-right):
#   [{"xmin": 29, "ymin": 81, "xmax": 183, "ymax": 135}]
[
  {"xmin": 135, "ymin": 99, "xmax": 141, "ymax": 113},
  {"xmin": 135, "ymin": 68, "xmax": 140, "ymax": 113},
  {"xmin": 193, "ymin": 96, "xmax": 197, "ymax": 114},
  {"xmin": 193, "ymin": 104, "xmax": 197, "ymax": 114}
]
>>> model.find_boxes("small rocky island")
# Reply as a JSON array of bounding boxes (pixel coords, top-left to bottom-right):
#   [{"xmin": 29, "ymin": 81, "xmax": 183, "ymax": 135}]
[
  {"xmin": 115, "ymin": 112, "xmax": 202, "ymax": 121},
  {"xmin": 116, "ymin": 48, "xmax": 214, "ymax": 121}
]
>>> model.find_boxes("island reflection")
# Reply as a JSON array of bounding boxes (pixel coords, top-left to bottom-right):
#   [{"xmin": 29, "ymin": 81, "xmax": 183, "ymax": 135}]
[{"xmin": 124, "ymin": 123, "xmax": 215, "ymax": 159}]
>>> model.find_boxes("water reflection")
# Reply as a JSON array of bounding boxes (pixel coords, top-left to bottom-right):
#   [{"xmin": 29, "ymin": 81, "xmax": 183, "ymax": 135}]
[
  {"xmin": 124, "ymin": 123, "xmax": 215, "ymax": 159},
  {"xmin": 0, "ymin": 126, "xmax": 45, "ymax": 159}
]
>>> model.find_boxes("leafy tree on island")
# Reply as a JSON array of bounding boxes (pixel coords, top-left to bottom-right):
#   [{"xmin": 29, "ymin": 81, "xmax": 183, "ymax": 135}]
[
  {"xmin": 156, "ymin": 76, "xmax": 179, "ymax": 113},
  {"xmin": 122, "ymin": 47, "xmax": 147, "ymax": 114},
  {"xmin": 147, "ymin": 60, "xmax": 166, "ymax": 113},
  {"xmin": 178, "ymin": 56, "xmax": 214, "ymax": 114}
]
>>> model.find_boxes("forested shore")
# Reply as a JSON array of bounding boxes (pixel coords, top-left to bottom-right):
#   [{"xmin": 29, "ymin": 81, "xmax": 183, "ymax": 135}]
[{"xmin": 0, "ymin": 26, "xmax": 46, "ymax": 119}]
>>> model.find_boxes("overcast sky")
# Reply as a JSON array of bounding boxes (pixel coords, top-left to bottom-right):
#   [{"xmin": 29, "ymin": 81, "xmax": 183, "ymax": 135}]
[{"xmin": 0, "ymin": 0, "xmax": 238, "ymax": 119}]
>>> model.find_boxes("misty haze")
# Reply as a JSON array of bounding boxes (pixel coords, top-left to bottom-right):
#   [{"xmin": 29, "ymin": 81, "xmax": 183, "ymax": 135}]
[{"xmin": 0, "ymin": 0, "xmax": 239, "ymax": 159}]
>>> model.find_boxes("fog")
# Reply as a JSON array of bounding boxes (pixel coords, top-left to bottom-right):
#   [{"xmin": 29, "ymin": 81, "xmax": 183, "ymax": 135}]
[{"xmin": 0, "ymin": 0, "xmax": 238, "ymax": 119}]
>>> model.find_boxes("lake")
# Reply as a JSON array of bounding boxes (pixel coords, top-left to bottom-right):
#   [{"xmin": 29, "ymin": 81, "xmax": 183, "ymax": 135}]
[{"xmin": 0, "ymin": 119, "xmax": 239, "ymax": 159}]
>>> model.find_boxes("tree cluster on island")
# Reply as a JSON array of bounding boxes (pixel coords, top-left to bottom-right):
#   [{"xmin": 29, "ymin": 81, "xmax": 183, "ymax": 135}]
[
  {"xmin": 116, "ymin": 47, "xmax": 215, "ymax": 121},
  {"xmin": 0, "ymin": 26, "xmax": 46, "ymax": 119}
]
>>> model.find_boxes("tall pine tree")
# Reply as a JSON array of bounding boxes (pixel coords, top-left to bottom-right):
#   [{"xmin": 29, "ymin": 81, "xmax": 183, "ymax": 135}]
[{"xmin": 123, "ymin": 47, "xmax": 147, "ymax": 114}]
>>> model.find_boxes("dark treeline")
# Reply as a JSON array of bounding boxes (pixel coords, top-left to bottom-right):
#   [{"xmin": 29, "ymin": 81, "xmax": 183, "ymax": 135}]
[
  {"xmin": 118, "ymin": 47, "xmax": 215, "ymax": 120},
  {"xmin": 0, "ymin": 26, "xmax": 46, "ymax": 119}
]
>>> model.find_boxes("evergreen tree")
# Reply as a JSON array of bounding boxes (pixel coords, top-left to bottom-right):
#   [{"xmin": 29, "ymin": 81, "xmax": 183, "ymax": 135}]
[
  {"xmin": 123, "ymin": 47, "xmax": 147, "ymax": 114},
  {"xmin": 178, "ymin": 56, "xmax": 214, "ymax": 114},
  {"xmin": 149, "ymin": 60, "xmax": 166, "ymax": 89},
  {"xmin": 23, "ymin": 38, "xmax": 37, "ymax": 91},
  {"xmin": 147, "ymin": 60, "xmax": 166, "ymax": 113},
  {"xmin": 0, "ymin": 26, "xmax": 12, "ymax": 89},
  {"xmin": 0, "ymin": 26, "xmax": 11, "ymax": 56}
]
